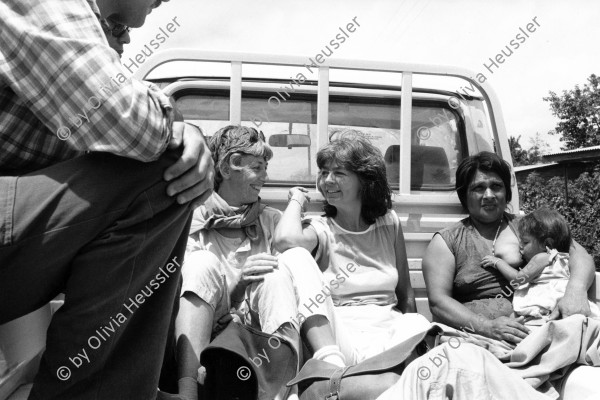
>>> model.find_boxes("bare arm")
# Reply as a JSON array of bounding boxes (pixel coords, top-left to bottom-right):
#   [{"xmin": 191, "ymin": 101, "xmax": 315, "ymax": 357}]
[
  {"xmin": 273, "ymin": 187, "xmax": 318, "ymax": 252},
  {"xmin": 424, "ymin": 235, "xmax": 487, "ymax": 330},
  {"xmin": 394, "ymin": 220, "xmax": 416, "ymax": 313},
  {"xmin": 515, "ymin": 253, "xmax": 551, "ymax": 283},
  {"xmin": 481, "ymin": 255, "xmax": 519, "ymax": 281},
  {"xmin": 481, "ymin": 255, "xmax": 544, "ymax": 284},
  {"xmin": 552, "ymin": 240, "xmax": 595, "ymax": 319},
  {"xmin": 423, "ymin": 234, "xmax": 529, "ymax": 343}
]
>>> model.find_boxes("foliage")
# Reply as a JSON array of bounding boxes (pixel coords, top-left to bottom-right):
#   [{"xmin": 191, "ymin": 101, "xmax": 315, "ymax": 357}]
[
  {"xmin": 509, "ymin": 135, "xmax": 530, "ymax": 166},
  {"xmin": 527, "ymin": 133, "xmax": 550, "ymax": 162},
  {"xmin": 509, "ymin": 134, "xmax": 549, "ymax": 166},
  {"xmin": 519, "ymin": 169, "xmax": 600, "ymax": 268},
  {"xmin": 544, "ymin": 74, "xmax": 600, "ymax": 150}
]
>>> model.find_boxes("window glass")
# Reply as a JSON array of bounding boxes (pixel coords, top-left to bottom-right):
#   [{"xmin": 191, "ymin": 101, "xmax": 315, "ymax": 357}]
[
  {"xmin": 407, "ymin": 106, "xmax": 462, "ymax": 191},
  {"xmin": 241, "ymin": 96, "xmax": 317, "ymax": 185},
  {"xmin": 329, "ymin": 100, "xmax": 462, "ymax": 191},
  {"xmin": 175, "ymin": 94, "xmax": 229, "ymax": 140},
  {"xmin": 177, "ymin": 90, "xmax": 464, "ymax": 190},
  {"xmin": 463, "ymin": 99, "xmax": 494, "ymax": 154}
]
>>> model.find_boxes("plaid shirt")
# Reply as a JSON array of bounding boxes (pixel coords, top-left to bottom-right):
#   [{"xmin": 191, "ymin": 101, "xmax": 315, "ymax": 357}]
[{"xmin": 0, "ymin": 0, "xmax": 173, "ymax": 174}]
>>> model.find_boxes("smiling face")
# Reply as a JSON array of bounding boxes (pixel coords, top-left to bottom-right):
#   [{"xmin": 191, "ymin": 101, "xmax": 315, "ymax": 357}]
[
  {"xmin": 466, "ymin": 169, "xmax": 507, "ymax": 224},
  {"xmin": 318, "ymin": 162, "xmax": 362, "ymax": 212},
  {"xmin": 520, "ymin": 233, "xmax": 546, "ymax": 262},
  {"xmin": 222, "ymin": 154, "xmax": 268, "ymax": 206}
]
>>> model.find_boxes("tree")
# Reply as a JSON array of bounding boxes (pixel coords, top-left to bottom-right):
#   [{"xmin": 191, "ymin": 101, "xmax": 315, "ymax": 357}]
[
  {"xmin": 527, "ymin": 132, "xmax": 550, "ymax": 162},
  {"xmin": 509, "ymin": 134, "xmax": 548, "ymax": 166},
  {"xmin": 544, "ymin": 74, "xmax": 600, "ymax": 150},
  {"xmin": 519, "ymin": 171, "xmax": 600, "ymax": 268},
  {"xmin": 509, "ymin": 135, "xmax": 530, "ymax": 166}
]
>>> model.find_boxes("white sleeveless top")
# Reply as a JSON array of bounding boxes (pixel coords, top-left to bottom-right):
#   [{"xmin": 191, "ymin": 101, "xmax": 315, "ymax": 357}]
[{"xmin": 307, "ymin": 210, "xmax": 399, "ymax": 307}]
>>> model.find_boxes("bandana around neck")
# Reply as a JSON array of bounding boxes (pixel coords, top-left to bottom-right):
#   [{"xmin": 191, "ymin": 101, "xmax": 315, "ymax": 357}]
[{"xmin": 189, "ymin": 192, "xmax": 266, "ymax": 241}]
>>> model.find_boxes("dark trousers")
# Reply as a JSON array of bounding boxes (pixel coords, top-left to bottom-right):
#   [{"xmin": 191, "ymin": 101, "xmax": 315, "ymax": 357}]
[{"xmin": 0, "ymin": 151, "xmax": 193, "ymax": 399}]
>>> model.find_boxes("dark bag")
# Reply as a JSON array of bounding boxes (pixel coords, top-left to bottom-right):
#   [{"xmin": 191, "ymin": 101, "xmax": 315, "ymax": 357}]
[
  {"xmin": 200, "ymin": 322, "xmax": 298, "ymax": 400},
  {"xmin": 287, "ymin": 326, "xmax": 440, "ymax": 400}
]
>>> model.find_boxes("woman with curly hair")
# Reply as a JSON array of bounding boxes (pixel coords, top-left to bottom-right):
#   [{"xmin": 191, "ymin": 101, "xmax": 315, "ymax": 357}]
[{"xmin": 274, "ymin": 131, "xmax": 427, "ymax": 367}]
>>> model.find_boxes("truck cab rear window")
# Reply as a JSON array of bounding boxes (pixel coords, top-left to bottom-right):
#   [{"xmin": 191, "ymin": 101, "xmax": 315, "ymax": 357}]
[{"xmin": 176, "ymin": 90, "xmax": 465, "ymax": 191}]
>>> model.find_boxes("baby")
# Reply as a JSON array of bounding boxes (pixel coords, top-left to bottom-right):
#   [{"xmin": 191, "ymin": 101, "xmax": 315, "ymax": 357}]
[{"xmin": 482, "ymin": 207, "xmax": 600, "ymax": 323}]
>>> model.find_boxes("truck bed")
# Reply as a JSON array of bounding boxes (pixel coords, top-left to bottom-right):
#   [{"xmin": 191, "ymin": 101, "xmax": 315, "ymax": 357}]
[{"xmin": 2, "ymin": 264, "xmax": 600, "ymax": 400}]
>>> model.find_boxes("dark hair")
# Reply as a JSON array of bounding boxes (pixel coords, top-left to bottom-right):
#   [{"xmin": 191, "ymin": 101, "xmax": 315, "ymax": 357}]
[
  {"xmin": 209, "ymin": 125, "xmax": 272, "ymax": 191},
  {"xmin": 316, "ymin": 130, "xmax": 391, "ymax": 224},
  {"xmin": 518, "ymin": 208, "xmax": 571, "ymax": 252},
  {"xmin": 455, "ymin": 151, "xmax": 512, "ymax": 210}
]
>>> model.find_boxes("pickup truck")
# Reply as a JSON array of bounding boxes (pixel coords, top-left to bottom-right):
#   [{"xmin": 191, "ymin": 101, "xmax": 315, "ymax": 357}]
[{"xmin": 1, "ymin": 50, "xmax": 598, "ymax": 399}]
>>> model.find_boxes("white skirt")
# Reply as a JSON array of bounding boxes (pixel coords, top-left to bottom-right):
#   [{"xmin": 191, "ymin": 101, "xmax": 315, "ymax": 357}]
[{"xmin": 331, "ymin": 304, "xmax": 431, "ymax": 364}]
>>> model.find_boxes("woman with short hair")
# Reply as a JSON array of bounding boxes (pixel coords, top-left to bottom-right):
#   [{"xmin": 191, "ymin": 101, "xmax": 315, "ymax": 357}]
[{"xmin": 175, "ymin": 125, "xmax": 298, "ymax": 400}]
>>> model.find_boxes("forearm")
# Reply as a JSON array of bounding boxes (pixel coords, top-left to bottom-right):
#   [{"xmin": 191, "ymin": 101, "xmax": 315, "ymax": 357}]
[
  {"xmin": 274, "ymin": 198, "xmax": 308, "ymax": 251},
  {"xmin": 399, "ymin": 287, "xmax": 417, "ymax": 313},
  {"xmin": 394, "ymin": 269, "xmax": 416, "ymax": 314},
  {"xmin": 567, "ymin": 241, "xmax": 595, "ymax": 293},
  {"xmin": 495, "ymin": 259, "xmax": 518, "ymax": 281},
  {"xmin": 395, "ymin": 267, "xmax": 416, "ymax": 313},
  {"xmin": 515, "ymin": 268, "xmax": 533, "ymax": 284},
  {"xmin": 59, "ymin": 79, "xmax": 174, "ymax": 161},
  {"xmin": 430, "ymin": 294, "xmax": 489, "ymax": 334},
  {"xmin": 393, "ymin": 218, "xmax": 415, "ymax": 313},
  {"xmin": 2, "ymin": 0, "xmax": 173, "ymax": 161},
  {"xmin": 78, "ymin": 81, "xmax": 174, "ymax": 160},
  {"xmin": 516, "ymin": 259, "xmax": 547, "ymax": 284}
]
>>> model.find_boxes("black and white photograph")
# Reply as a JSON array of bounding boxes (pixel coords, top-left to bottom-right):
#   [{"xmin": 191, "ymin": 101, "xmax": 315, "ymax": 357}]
[{"xmin": 1, "ymin": 1, "xmax": 600, "ymax": 399}]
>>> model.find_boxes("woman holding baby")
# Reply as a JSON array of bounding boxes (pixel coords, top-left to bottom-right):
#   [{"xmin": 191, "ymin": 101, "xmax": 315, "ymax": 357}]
[
  {"xmin": 423, "ymin": 151, "xmax": 599, "ymax": 398},
  {"xmin": 274, "ymin": 134, "xmax": 549, "ymax": 400}
]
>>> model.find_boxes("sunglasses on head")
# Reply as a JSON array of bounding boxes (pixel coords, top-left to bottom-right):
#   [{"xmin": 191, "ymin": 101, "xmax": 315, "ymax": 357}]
[
  {"xmin": 220, "ymin": 129, "xmax": 265, "ymax": 146},
  {"xmin": 253, "ymin": 130, "xmax": 266, "ymax": 142},
  {"xmin": 100, "ymin": 18, "xmax": 131, "ymax": 38}
]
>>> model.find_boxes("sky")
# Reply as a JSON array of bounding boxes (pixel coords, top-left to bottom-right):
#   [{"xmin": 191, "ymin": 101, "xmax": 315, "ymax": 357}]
[{"xmin": 124, "ymin": 0, "xmax": 600, "ymax": 153}]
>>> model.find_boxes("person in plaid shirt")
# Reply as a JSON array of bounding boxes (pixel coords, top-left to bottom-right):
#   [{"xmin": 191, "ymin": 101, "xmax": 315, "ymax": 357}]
[
  {"xmin": 0, "ymin": 0, "xmax": 214, "ymax": 399},
  {"xmin": 101, "ymin": 17, "xmax": 132, "ymax": 59}
]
